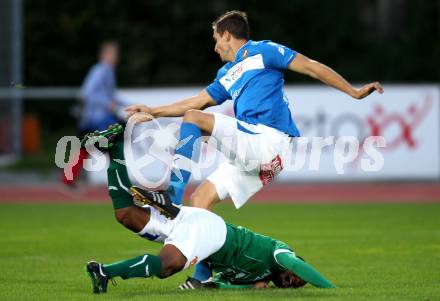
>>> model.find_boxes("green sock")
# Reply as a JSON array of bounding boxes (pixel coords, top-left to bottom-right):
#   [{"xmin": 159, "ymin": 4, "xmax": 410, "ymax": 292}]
[
  {"xmin": 107, "ymin": 140, "xmax": 133, "ymax": 209},
  {"xmin": 275, "ymin": 252, "xmax": 336, "ymax": 288},
  {"xmin": 103, "ymin": 254, "xmax": 162, "ymax": 279}
]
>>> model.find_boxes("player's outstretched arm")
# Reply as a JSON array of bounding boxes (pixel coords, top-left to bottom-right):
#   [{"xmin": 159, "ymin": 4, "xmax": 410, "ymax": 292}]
[
  {"xmin": 276, "ymin": 252, "xmax": 336, "ymax": 288},
  {"xmin": 124, "ymin": 90, "xmax": 217, "ymax": 123},
  {"xmin": 288, "ymin": 53, "xmax": 383, "ymax": 100},
  {"xmin": 204, "ymin": 274, "xmax": 267, "ymax": 289}
]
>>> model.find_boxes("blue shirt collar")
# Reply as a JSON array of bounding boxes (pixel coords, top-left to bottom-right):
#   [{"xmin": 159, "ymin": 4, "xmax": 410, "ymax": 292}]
[{"xmin": 234, "ymin": 40, "xmax": 253, "ymax": 62}]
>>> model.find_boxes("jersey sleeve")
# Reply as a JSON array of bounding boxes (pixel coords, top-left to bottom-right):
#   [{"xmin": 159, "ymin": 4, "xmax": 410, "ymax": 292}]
[
  {"xmin": 263, "ymin": 42, "xmax": 297, "ymax": 70},
  {"xmin": 274, "ymin": 252, "xmax": 336, "ymax": 288},
  {"xmin": 205, "ymin": 66, "xmax": 230, "ymax": 105}
]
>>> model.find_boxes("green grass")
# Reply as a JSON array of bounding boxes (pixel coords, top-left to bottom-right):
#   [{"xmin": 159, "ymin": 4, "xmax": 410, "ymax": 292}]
[{"xmin": 0, "ymin": 202, "xmax": 439, "ymax": 301}]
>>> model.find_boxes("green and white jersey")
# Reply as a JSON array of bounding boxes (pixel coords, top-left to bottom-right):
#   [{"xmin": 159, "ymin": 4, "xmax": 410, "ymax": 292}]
[{"xmin": 204, "ymin": 223, "xmax": 294, "ymax": 284}]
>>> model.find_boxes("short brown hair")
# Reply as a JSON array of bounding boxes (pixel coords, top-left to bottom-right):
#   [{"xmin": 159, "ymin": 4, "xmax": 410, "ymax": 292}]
[{"xmin": 212, "ymin": 10, "xmax": 249, "ymax": 40}]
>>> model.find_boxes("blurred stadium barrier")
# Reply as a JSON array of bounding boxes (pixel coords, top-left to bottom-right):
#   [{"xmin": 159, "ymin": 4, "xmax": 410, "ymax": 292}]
[
  {"xmin": 0, "ymin": 87, "xmax": 78, "ymax": 166},
  {"xmin": 0, "ymin": 0, "xmax": 23, "ymax": 166}
]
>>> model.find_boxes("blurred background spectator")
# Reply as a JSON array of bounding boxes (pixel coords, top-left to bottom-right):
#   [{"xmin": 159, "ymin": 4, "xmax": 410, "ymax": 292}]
[{"xmin": 60, "ymin": 41, "xmax": 122, "ymax": 186}]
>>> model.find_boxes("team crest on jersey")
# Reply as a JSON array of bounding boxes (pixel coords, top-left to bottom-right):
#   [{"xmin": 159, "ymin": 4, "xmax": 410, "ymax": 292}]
[{"xmin": 259, "ymin": 155, "xmax": 283, "ymax": 185}]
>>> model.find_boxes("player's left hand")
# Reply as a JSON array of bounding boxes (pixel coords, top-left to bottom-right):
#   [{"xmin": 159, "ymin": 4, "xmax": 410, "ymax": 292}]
[
  {"xmin": 352, "ymin": 81, "xmax": 384, "ymax": 100},
  {"xmin": 128, "ymin": 111, "xmax": 155, "ymax": 124}
]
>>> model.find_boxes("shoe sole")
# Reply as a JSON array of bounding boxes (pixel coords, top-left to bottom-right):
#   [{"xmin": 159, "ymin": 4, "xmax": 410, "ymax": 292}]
[{"xmin": 130, "ymin": 187, "xmax": 175, "ymax": 219}]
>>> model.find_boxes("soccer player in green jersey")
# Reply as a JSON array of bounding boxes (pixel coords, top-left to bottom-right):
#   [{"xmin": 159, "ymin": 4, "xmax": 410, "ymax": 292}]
[
  {"xmin": 82, "ymin": 126, "xmax": 335, "ymax": 293},
  {"xmin": 87, "ymin": 220, "xmax": 335, "ymax": 293}
]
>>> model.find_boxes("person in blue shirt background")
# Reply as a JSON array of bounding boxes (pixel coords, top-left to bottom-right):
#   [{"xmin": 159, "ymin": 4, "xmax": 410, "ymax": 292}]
[
  {"xmin": 61, "ymin": 41, "xmax": 121, "ymax": 186},
  {"xmin": 121, "ymin": 10, "xmax": 383, "ymax": 285},
  {"xmin": 79, "ymin": 41, "xmax": 120, "ymax": 133}
]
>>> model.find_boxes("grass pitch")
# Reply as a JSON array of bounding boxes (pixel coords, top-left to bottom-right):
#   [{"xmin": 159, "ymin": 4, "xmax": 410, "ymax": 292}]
[{"xmin": 0, "ymin": 202, "xmax": 439, "ymax": 301}]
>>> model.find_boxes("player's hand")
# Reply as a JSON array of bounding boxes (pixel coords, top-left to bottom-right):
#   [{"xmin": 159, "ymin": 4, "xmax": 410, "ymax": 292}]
[
  {"xmin": 352, "ymin": 82, "xmax": 384, "ymax": 100},
  {"xmin": 253, "ymin": 281, "xmax": 269, "ymax": 289},
  {"xmin": 124, "ymin": 104, "xmax": 152, "ymax": 118},
  {"xmin": 128, "ymin": 111, "xmax": 155, "ymax": 124}
]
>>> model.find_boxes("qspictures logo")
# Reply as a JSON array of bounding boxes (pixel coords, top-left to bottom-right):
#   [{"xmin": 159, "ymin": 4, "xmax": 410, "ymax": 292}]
[{"xmin": 54, "ymin": 91, "xmax": 437, "ymax": 186}]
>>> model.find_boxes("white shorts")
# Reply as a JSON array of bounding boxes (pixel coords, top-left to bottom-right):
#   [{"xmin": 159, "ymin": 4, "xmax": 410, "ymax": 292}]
[
  {"xmin": 161, "ymin": 207, "xmax": 227, "ymax": 269},
  {"xmin": 207, "ymin": 113, "xmax": 293, "ymax": 208}
]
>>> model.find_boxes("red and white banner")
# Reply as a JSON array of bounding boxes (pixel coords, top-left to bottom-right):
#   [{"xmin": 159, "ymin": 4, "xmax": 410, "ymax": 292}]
[{"xmin": 280, "ymin": 85, "xmax": 439, "ymax": 180}]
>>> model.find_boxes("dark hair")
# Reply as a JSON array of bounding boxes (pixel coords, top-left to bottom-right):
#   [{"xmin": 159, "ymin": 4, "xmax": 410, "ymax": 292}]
[
  {"xmin": 272, "ymin": 271, "xmax": 307, "ymax": 289},
  {"xmin": 212, "ymin": 10, "xmax": 249, "ymax": 40}
]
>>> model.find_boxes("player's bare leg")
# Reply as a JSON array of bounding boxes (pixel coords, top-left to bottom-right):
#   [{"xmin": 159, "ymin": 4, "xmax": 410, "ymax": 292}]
[
  {"xmin": 157, "ymin": 244, "xmax": 187, "ymax": 278},
  {"xmin": 114, "ymin": 207, "xmax": 149, "ymax": 232},
  {"xmin": 189, "ymin": 180, "xmax": 221, "ymax": 210},
  {"xmin": 182, "ymin": 110, "xmax": 215, "ymax": 135}
]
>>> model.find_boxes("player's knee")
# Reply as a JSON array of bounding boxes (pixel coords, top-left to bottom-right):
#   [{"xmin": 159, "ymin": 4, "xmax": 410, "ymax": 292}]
[
  {"xmin": 158, "ymin": 257, "xmax": 186, "ymax": 279},
  {"xmin": 114, "ymin": 208, "xmax": 130, "ymax": 225},
  {"xmin": 190, "ymin": 192, "xmax": 210, "ymax": 209},
  {"xmin": 183, "ymin": 109, "xmax": 203, "ymax": 124}
]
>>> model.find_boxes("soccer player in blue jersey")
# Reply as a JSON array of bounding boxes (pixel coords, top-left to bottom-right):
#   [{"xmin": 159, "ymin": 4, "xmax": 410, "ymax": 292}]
[
  {"xmin": 123, "ymin": 10, "xmax": 383, "ymax": 284},
  {"xmin": 125, "ymin": 10, "xmax": 383, "ymax": 213}
]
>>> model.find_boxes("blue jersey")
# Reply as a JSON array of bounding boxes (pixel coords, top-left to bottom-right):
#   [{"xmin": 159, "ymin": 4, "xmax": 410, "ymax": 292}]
[{"xmin": 206, "ymin": 40, "xmax": 300, "ymax": 137}]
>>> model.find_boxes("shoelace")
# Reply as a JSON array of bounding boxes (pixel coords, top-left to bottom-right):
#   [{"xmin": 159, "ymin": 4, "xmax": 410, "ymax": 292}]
[{"xmin": 110, "ymin": 278, "xmax": 118, "ymax": 287}]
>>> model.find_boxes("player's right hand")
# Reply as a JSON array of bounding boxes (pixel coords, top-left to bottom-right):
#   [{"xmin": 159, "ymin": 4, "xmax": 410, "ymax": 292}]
[
  {"xmin": 352, "ymin": 81, "xmax": 384, "ymax": 100},
  {"xmin": 128, "ymin": 111, "xmax": 155, "ymax": 124}
]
